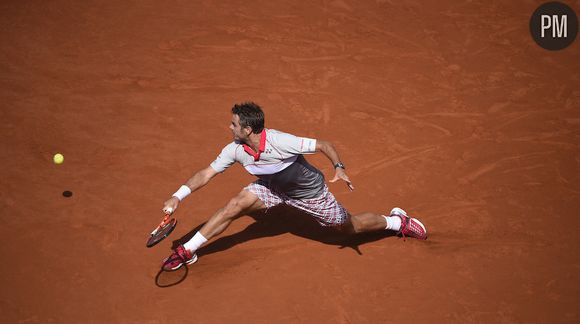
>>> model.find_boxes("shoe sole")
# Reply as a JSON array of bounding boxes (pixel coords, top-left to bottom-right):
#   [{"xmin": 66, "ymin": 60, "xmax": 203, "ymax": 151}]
[
  {"xmin": 390, "ymin": 207, "xmax": 407, "ymax": 217},
  {"xmin": 163, "ymin": 254, "xmax": 198, "ymax": 271}
]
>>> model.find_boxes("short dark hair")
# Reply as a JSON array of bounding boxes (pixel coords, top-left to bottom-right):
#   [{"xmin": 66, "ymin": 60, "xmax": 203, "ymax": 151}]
[{"xmin": 232, "ymin": 102, "xmax": 265, "ymax": 134}]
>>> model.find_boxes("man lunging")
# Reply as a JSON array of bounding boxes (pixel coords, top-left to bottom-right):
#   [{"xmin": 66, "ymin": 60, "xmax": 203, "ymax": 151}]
[{"xmin": 161, "ymin": 102, "xmax": 427, "ymax": 270}]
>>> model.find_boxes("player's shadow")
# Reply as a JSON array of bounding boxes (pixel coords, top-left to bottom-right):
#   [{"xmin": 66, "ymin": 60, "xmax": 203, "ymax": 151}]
[{"xmin": 171, "ymin": 204, "xmax": 397, "ymax": 257}]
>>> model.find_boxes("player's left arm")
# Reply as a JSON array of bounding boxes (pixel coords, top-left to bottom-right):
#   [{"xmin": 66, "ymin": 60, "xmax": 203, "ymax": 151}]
[{"xmin": 315, "ymin": 140, "xmax": 354, "ymax": 191}]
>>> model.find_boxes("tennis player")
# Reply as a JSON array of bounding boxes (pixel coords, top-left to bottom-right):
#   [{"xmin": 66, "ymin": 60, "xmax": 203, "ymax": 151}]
[{"xmin": 161, "ymin": 102, "xmax": 427, "ymax": 270}]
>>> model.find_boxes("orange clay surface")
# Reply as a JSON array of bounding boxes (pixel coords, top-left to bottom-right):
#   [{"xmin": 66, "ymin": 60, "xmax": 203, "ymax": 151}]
[{"xmin": 1, "ymin": 1, "xmax": 579, "ymax": 323}]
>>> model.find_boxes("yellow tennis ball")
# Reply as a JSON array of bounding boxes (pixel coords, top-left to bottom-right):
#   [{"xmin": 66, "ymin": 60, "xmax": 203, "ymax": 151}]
[{"xmin": 53, "ymin": 153, "xmax": 64, "ymax": 165}]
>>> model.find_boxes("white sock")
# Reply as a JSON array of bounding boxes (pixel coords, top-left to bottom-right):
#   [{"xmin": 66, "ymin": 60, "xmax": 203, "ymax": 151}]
[
  {"xmin": 183, "ymin": 232, "xmax": 208, "ymax": 253},
  {"xmin": 383, "ymin": 215, "xmax": 402, "ymax": 231}
]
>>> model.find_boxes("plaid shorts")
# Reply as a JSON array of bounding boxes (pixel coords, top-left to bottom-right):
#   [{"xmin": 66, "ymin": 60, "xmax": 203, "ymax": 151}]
[{"xmin": 244, "ymin": 180, "xmax": 349, "ymax": 226}]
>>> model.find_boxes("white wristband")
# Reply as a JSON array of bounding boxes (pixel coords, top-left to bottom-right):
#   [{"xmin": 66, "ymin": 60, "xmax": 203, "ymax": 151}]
[{"xmin": 172, "ymin": 185, "xmax": 191, "ymax": 201}]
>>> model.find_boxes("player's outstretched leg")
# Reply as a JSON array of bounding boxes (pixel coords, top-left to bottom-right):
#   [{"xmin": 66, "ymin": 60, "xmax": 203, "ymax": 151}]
[
  {"xmin": 346, "ymin": 207, "xmax": 427, "ymax": 240},
  {"xmin": 162, "ymin": 190, "xmax": 266, "ymax": 271}
]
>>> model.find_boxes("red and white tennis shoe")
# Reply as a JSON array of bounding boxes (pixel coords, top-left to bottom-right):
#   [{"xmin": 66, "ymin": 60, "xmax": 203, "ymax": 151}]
[
  {"xmin": 390, "ymin": 207, "xmax": 427, "ymax": 240},
  {"xmin": 162, "ymin": 245, "xmax": 198, "ymax": 271}
]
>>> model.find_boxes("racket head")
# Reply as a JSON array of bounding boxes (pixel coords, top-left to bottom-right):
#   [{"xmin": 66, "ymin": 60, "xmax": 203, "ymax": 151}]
[{"xmin": 146, "ymin": 218, "xmax": 177, "ymax": 248}]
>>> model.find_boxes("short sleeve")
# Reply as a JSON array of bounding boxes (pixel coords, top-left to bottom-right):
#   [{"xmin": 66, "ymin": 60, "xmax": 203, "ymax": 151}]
[
  {"xmin": 273, "ymin": 131, "xmax": 317, "ymax": 157},
  {"xmin": 299, "ymin": 137, "xmax": 317, "ymax": 154},
  {"xmin": 210, "ymin": 143, "xmax": 238, "ymax": 173}
]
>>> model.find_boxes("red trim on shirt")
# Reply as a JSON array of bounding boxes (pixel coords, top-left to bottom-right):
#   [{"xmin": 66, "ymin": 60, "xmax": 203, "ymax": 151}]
[{"xmin": 242, "ymin": 129, "xmax": 267, "ymax": 161}]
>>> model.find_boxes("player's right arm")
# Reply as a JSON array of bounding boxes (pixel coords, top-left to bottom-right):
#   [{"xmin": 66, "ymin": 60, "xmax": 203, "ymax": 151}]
[
  {"xmin": 162, "ymin": 143, "xmax": 237, "ymax": 214},
  {"xmin": 184, "ymin": 166, "xmax": 219, "ymax": 191},
  {"xmin": 162, "ymin": 166, "xmax": 219, "ymax": 214}
]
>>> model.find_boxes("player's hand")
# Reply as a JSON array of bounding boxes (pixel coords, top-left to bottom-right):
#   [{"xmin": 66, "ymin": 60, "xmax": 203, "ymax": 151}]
[
  {"xmin": 329, "ymin": 168, "xmax": 354, "ymax": 191},
  {"xmin": 162, "ymin": 197, "xmax": 180, "ymax": 215}
]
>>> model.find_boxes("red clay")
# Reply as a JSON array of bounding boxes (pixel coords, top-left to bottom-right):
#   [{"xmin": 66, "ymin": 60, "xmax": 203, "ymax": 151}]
[{"xmin": 1, "ymin": 0, "xmax": 579, "ymax": 323}]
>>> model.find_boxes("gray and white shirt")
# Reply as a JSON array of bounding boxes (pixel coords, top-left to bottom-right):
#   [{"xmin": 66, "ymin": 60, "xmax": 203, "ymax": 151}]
[{"xmin": 210, "ymin": 129, "xmax": 325, "ymax": 199}]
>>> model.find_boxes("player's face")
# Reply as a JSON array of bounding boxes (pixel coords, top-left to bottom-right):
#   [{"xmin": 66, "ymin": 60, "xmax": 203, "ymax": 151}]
[{"xmin": 230, "ymin": 114, "xmax": 250, "ymax": 141}]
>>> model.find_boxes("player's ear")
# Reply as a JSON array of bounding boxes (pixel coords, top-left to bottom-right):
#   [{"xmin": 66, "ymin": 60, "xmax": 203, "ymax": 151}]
[{"xmin": 244, "ymin": 126, "xmax": 253, "ymax": 135}]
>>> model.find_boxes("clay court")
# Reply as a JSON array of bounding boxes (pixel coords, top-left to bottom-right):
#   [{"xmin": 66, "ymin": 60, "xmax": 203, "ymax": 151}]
[{"xmin": 1, "ymin": 0, "xmax": 579, "ymax": 323}]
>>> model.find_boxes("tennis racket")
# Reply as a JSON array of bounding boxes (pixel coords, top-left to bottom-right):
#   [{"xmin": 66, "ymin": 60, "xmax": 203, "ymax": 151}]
[{"xmin": 146, "ymin": 213, "xmax": 177, "ymax": 248}]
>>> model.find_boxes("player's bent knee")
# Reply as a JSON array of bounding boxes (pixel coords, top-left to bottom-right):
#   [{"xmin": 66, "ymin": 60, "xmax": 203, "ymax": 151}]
[
  {"xmin": 223, "ymin": 191, "xmax": 258, "ymax": 219},
  {"xmin": 222, "ymin": 198, "xmax": 243, "ymax": 218}
]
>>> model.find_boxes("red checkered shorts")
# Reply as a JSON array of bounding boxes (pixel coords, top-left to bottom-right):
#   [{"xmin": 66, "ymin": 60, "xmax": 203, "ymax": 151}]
[{"xmin": 244, "ymin": 180, "xmax": 349, "ymax": 227}]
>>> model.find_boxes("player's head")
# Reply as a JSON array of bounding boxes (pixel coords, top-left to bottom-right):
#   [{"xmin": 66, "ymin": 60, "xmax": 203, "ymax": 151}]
[{"xmin": 231, "ymin": 102, "xmax": 265, "ymax": 140}]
